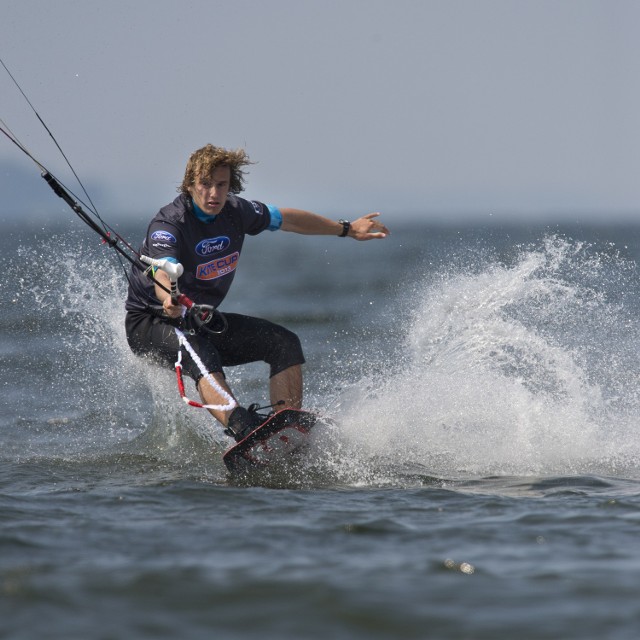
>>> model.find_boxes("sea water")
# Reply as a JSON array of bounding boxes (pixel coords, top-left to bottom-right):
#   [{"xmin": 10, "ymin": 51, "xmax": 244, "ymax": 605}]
[{"xmin": 2, "ymin": 219, "xmax": 640, "ymax": 639}]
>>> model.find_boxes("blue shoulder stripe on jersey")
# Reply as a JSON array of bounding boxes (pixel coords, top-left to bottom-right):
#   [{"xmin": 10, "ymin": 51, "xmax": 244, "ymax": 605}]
[{"xmin": 267, "ymin": 204, "xmax": 282, "ymax": 231}]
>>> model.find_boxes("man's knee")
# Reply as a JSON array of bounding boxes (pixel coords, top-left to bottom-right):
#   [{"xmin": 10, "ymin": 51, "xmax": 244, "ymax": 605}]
[{"xmin": 267, "ymin": 327, "xmax": 305, "ymax": 377}]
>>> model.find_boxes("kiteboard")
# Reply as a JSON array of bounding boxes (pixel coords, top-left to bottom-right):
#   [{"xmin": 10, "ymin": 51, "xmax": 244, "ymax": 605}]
[{"xmin": 223, "ymin": 408, "xmax": 317, "ymax": 473}]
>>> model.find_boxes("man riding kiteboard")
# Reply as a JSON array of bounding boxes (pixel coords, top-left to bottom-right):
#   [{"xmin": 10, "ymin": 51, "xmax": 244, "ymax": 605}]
[{"xmin": 124, "ymin": 144, "xmax": 389, "ymax": 441}]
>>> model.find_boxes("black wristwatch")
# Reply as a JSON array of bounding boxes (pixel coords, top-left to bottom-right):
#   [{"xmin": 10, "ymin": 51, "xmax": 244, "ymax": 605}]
[{"xmin": 338, "ymin": 219, "xmax": 351, "ymax": 237}]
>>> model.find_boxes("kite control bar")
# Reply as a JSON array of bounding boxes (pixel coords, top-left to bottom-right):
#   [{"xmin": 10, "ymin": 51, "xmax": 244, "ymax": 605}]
[{"xmin": 139, "ymin": 255, "xmax": 227, "ymax": 335}]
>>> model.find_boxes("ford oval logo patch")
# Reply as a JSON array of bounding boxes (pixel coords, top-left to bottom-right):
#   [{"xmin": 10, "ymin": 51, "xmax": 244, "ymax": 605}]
[
  {"xmin": 195, "ymin": 236, "xmax": 230, "ymax": 256},
  {"xmin": 151, "ymin": 230, "xmax": 177, "ymax": 244}
]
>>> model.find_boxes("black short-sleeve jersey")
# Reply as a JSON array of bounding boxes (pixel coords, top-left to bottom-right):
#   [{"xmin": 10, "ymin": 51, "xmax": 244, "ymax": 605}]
[{"xmin": 125, "ymin": 193, "xmax": 273, "ymax": 312}]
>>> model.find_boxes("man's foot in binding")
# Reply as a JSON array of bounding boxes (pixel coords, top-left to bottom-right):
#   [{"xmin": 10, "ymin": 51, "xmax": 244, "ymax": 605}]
[{"xmin": 224, "ymin": 405, "xmax": 269, "ymax": 442}]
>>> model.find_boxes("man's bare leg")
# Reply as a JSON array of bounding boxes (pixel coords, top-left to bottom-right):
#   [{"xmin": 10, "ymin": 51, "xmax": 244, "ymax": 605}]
[
  {"xmin": 197, "ymin": 364, "xmax": 302, "ymax": 435},
  {"xmin": 270, "ymin": 364, "xmax": 303, "ymax": 409},
  {"xmin": 197, "ymin": 372, "xmax": 237, "ymax": 427}
]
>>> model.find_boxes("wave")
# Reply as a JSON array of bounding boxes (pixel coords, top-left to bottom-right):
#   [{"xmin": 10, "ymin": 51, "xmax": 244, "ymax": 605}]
[
  {"xmin": 327, "ymin": 235, "xmax": 640, "ymax": 480},
  {"xmin": 5, "ymin": 229, "xmax": 640, "ymax": 486}
]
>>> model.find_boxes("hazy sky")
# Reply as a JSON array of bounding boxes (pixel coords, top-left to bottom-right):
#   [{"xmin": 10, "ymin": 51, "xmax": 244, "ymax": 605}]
[{"xmin": 2, "ymin": 0, "xmax": 640, "ymax": 223}]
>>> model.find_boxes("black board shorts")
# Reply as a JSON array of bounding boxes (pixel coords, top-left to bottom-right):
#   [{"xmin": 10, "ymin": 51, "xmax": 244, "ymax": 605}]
[{"xmin": 125, "ymin": 311, "xmax": 305, "ymax": 383}]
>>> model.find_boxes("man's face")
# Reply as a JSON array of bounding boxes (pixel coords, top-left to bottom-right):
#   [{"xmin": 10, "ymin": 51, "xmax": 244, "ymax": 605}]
[{"xmin": 189, "ymin": 164, "xmax": 231, "ymax": 216}]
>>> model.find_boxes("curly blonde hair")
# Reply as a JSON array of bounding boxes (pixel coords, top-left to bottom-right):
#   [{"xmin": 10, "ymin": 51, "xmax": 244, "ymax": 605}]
[{"xmin": 179, "ymin": 144, "xmax": 252, "ymax": 195}]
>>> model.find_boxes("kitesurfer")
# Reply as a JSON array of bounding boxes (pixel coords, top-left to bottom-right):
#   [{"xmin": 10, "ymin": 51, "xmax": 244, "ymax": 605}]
[{"xmin": 124, "ymin": 144, "xmax": 389, "ymax": 440}]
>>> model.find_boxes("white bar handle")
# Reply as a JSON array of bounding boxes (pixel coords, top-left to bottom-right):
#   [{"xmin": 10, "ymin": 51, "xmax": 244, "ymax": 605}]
[{"xmin": 140, "ymin": 255, "xmax": 184, "ymax": 281}]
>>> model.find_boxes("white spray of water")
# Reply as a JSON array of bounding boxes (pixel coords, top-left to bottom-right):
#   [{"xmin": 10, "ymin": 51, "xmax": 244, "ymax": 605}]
[
  {"xmin": 13, "ymin": 232, "xmax": 640, "ymax": 483},
  {"xmin": 329, "ymin": 236, "xmax": 640, "ymax": 479},
  {"xmin": 13, "ymin": 237, "xmax": 226, "ymax": 466}
]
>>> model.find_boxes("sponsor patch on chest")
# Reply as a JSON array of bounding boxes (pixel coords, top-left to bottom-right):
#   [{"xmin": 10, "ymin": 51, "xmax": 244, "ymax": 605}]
[
  {"xmin": 195, "ymin": 236, "xmax": 230, "ymax": 256},
  {"xmin": 196, "ymin": 252, "xmax": 239, "ymax": 280}
]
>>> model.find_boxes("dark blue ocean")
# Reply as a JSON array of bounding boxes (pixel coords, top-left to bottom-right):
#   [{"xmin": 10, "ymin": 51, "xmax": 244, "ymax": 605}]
[{"xmin": 3, "ymin": 216, "xmax": 640, "ymax": 639}]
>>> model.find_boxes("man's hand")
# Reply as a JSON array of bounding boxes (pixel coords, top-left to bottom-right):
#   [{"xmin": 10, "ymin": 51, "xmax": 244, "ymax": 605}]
[
  {"xmin": 162, "ymin": 296, "xmax": 183, "ymax": 319},
  {"xmin": 349, "ymin": 212, "xmax": 389, "ymax": 240}
]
